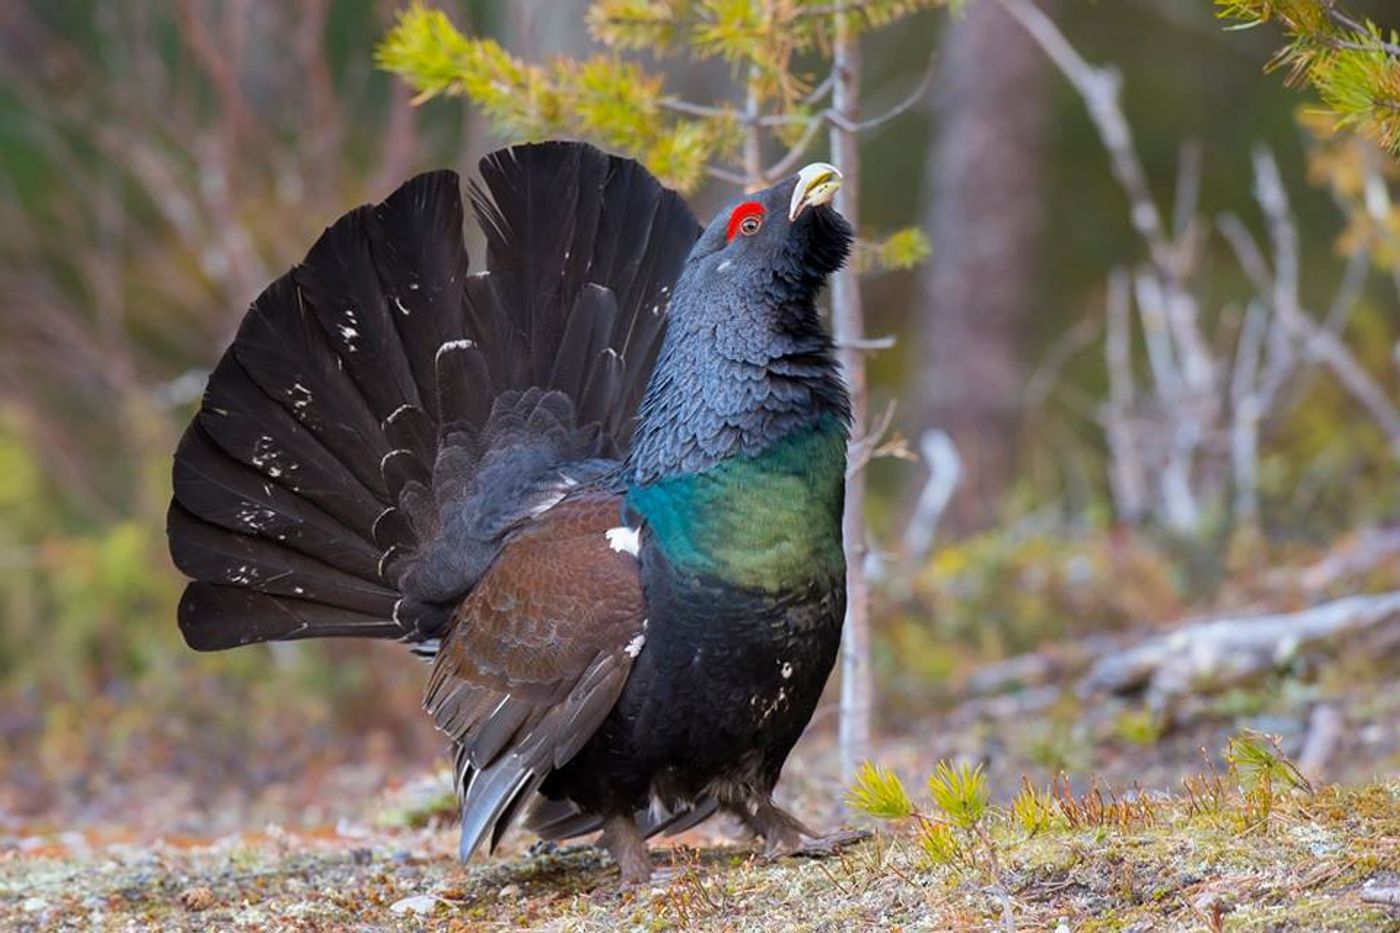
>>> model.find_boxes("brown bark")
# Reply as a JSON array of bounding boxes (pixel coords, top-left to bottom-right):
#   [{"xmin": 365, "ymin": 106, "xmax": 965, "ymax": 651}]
[{"xmin": 916, "ymin": 0, "xmax": 1054, "ymax": 529}]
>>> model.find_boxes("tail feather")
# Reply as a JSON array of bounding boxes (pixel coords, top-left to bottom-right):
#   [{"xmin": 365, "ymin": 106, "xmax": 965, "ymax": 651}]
[
  {"xmin": 197, "ymin": 355, "xmax": 387, "ymax": 539},
  {"xmin": 232, "ymin": 275, "xmax": 393, "ymax": 499},
  {"xmin": 296, "ymin": 207, "xmax": 430, "ymax": 430},
  {"xmin": 524, "ymin": 794, "xmax": 720, "ymax": 843},
  {"xmin": 365, "ymin": 170, "xmax": 471, "ymax": 425},
  {"xmin": 170, "ymin": 143, "xmax": 699, "ymax": 653},
  {"xmin": 178, "ymin": 582, "xmax": 401, "ymax": 649},
  {"xmin": 470, "ymin": 143, "xmax": 693, "ymax": 452},
  {"xmin": 172, "ymin": 425, "xmax": 384, "ymax": 581},
  {"xmin": 548, "ymin": 285, "xmax": 619, "ymax": 402},
  {"xmin": 168, "ymin": 503, "xmax": 396, "ymax": 614}
]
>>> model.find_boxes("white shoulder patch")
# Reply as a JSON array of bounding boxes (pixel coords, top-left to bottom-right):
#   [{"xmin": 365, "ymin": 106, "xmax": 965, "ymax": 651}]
[
  {"xmin": 604, "ymin": 526, "xmax": 641, "ymax": 557},
  {"xmin": 624, "ymin": 633, "xmax": 646, "ymax": 658}
]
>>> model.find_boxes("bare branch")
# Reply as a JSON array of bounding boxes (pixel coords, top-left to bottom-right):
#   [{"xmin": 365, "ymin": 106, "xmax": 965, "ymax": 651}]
[
  {"xmin": 803, "ymin": 71, "xmax": 836, "ymax": 107},
  {"xmin": 743, "ymin": 68, "xmax": 764, "ymax": 186},
  {"xmin": 846, "ymin": 399, "xmax": 897, "ymax": 478},
  {"xmin": 1230, "ymin": 301, "xmax": 1269, "ymax": 526},
  {"xmin": 902, "ymin": 430, "xmax": 962, "ymax": 563},
  {"xmin": 1251, "ymin": 147, "xmax": 1400, "ymax": 453},
  {"xmin": 1102, "ymin": 269, "xmax": 1146, "ymax": 523},
  {"xmin": 1024, "ymin": 315, "xmax": 1100, "ymax": 408},
  {"xmin": 1131, "ymin": 270, "xmax": 1181, "ymax": 395},
  {"xmin": 1252, "ymin": 147, "xmax": 1302, "ymax": 407},
  {"xmin": 1171, "ymin": 139, "xmax": 1202, "ymax": 245},
  {"xmin": 848, "ymin": 54, "xmax": 937, "ymax": 133},
  {"xmin": 1323, "ymin": 248, "xmax": 1370, "ymax": 334},
  {"xmin": 995, "ymin": 0, "xmax": 1176, "ymax": 278},
  {"xmin": 835, "ymin": 335, "xmax": 897, "ymax": 351},
  {"xmin": 660, "ymin": 97, "xmax": 732, "ymax": 120},
  {"xmin": 763, "ymin": 113, "xmax": 827, "ymax": 181},
  {"xmin": 1216, "ymin": 213, "xmax": 1272, "ymax": 297},
  {"xmin": 1324, "ymin": 7, "xmax": 1400, "ymax": 58},
  {"xmin": 761, "ymin": 55, "xmax": 934, "ymax": 141}
]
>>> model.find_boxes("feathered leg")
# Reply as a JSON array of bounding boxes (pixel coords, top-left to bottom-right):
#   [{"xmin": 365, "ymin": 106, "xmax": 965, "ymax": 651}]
[{"xmin": 600, "ymin": 813, "xmax": 652, "ymax": 885}]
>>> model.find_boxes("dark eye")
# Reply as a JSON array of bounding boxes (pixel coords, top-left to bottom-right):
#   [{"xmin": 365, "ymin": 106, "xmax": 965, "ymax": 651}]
[{"xmin": 738, "ymin": 215, "xmax": 762, "ymax": 236}]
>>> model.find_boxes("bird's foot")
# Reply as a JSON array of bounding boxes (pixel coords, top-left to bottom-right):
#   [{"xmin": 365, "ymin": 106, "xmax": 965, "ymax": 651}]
[{"xmin": 737, "ymin": 798, "xmax": 871, "ymax": 860}]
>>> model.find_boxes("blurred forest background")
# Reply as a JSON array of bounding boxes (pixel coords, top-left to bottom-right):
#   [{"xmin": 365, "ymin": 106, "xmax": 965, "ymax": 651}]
[{"xmin": 1, "ymin": 0, "xmax": 1398, "ymax": 847}]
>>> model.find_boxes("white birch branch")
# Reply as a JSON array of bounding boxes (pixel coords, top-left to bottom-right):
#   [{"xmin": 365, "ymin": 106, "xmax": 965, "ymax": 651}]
[{"xmin": 902, "ymin": 430, "xmax": 962, "ymax": 563}]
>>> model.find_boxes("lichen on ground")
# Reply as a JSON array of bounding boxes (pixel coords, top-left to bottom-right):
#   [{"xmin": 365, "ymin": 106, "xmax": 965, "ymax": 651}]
[{"xmin": 3, "ymin": 776, "xmax": 1397, "ymax": 931}]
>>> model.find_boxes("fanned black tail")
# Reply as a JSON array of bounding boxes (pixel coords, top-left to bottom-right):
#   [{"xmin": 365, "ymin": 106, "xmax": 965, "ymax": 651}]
[{"xmin": 169, "ymin": 142, "xmax": 699, "ymax": 651}]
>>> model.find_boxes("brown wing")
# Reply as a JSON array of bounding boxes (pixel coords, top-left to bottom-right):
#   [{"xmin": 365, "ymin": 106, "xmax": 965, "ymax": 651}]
[{"xmin": 424, "ymin": 492, "xmax": 645, "ymax": 858}]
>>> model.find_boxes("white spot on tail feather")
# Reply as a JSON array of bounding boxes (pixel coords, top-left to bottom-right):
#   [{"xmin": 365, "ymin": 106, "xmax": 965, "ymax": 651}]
[
  {"xmin": 250, "ymin": 435, "xmax": 297, "ymax": 479},
  {"xmin": 235, "ymin": 505, "xmax": 277, "ymax": 530},
  {"xmin": 436, "ymin": 339, "xmax": 476, "ymax": 363},
  {"xmin": 227, "ymin": 563, "xmax": 258, "ymax": 585},
  {"xmin": 605, "ymin": 526, "xmax": 640, "ymax": 557},
  {"xmin": 288, "ymin": 382, "xmax": 313, "ymax": 413},
  {"xmin": 780, "ymin": 662, "xmax": 793, "ymax": 679},
  {"xmin": 338, "ymin": 309, "xmax": 360, "ymax": 348}
]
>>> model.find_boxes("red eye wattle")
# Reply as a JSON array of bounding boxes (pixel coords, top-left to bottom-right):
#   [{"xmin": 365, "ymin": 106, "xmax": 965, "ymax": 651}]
[{"xmin": 726, "ymin": 201, "xmax": 766, "ymax": 241}]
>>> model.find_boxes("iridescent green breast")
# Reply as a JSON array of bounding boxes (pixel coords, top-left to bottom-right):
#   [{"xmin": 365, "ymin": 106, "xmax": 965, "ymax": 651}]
[{"xmin": 624, "ymin": 418, "xmax": 846, "ymax": 593}]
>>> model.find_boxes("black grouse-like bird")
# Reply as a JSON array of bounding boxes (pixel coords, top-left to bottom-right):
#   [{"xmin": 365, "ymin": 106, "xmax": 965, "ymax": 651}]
[{"xmin": 168, "ymin": 141, "xmax": 855, "ymax": 883}]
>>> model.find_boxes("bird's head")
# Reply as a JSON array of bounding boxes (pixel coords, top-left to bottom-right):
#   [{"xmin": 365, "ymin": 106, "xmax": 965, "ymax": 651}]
[
  {"xmin": 627, "ymin": 162, "xmax": 853, "ymax": 482},
  {"xmin": 679, "ymin": 163, "xmax": 853, "ymax": 303}
]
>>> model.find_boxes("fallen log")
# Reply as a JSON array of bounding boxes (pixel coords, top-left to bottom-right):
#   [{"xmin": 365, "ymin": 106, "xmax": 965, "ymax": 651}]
[{"xmin": 1078, "ymin": 591, "xmax": 1400, "ymax": 708}]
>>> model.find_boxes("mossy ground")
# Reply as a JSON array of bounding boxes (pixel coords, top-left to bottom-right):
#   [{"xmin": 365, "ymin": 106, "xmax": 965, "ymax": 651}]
[{"xmin": 4, "ymin": 773, "xmax": 1397, "ymax": 931}]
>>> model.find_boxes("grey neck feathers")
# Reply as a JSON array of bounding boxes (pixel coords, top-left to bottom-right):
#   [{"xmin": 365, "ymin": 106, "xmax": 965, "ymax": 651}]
[{"xmin": 626, "ymin": 278, "xmax": 849, "ymax": 486}]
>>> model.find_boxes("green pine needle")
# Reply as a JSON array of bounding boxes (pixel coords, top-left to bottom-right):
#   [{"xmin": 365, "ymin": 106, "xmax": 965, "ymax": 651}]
[
  {"xmin": 927, "ymin": 760, "xmax": 989, "ymax": 830},
  {"xmin": 1011, "ymin": 778, "xmax": 1057, "ymax": 836},
  {"xmin": 1216, "ymin": 0, "xmax": 1400, "ymax": 154},
  {"xmin": 845, "ymin": 761, "xmax": 915, "ymax": 820},
  {"xmin": 916, "ymin": 820, "xmax": 961, "ymax": 865}
]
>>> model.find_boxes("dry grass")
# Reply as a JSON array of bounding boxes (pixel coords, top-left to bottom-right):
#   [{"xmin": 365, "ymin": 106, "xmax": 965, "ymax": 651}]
[{"xmin": 3, "ymin": 774, "xmax": 1397, "ymax": 931}]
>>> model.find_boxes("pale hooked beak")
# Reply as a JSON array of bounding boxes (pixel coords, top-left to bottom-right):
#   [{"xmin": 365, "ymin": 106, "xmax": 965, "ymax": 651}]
[{"xmin": 788, "ymin": 162, "xmax": 843, "ymax": 221}]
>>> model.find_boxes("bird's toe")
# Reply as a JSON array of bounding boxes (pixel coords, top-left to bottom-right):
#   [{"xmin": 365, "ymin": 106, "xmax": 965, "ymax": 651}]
[{"xmin": 769, "ymin": 828, "xmax": 872, "ymax": 860}]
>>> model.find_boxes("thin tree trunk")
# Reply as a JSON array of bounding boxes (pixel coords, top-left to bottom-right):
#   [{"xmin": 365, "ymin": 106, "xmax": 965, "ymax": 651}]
[
  {"xmin": 916, "ymin": 0, "xmax": 1053, "ymax": 529},
  {"xmin": 830, "ymin": 12, "xmax": 871, "ymax": 782}
]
